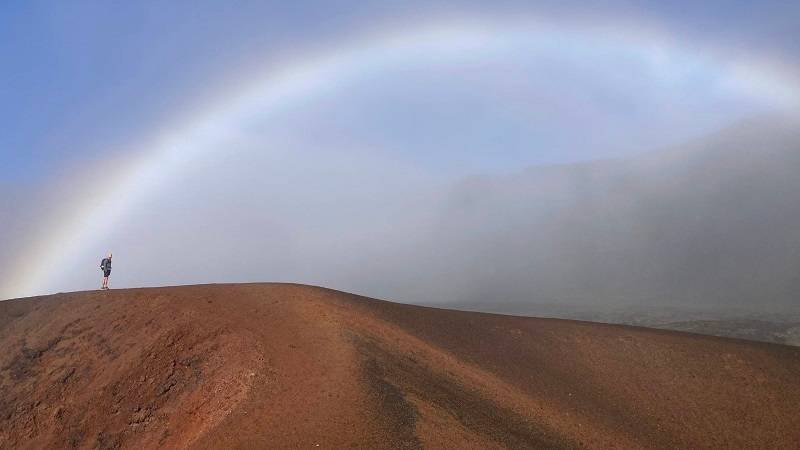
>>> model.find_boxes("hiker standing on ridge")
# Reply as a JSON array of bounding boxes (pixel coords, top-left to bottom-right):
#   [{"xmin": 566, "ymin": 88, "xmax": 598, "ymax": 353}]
[{"xmin": 100, "ymin": 252, "xmax": 112, "ymax": 290}]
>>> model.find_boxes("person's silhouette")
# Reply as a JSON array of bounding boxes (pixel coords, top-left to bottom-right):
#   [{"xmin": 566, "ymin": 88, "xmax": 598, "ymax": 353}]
[{"xmin": 100, "ymin": 252, "xmax": 112, "ymax": 290}]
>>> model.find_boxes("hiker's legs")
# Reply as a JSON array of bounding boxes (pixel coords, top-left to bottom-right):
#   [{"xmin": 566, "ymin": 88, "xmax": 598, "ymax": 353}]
[{"xmin": 102, "ymin": 276, "xmax": 108, "ymax": 288}]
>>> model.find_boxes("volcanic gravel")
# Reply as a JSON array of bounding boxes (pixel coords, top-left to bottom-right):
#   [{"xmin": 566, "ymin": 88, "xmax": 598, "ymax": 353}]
[{"xmin": 1, "ymin": 283, "xmax": 799, "ymax": 449}]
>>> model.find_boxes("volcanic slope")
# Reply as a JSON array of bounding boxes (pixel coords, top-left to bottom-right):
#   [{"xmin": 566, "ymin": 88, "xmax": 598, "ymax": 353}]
[{"xmin": 1, "ymin": 283, "xmax": 799, "ymax": 449}]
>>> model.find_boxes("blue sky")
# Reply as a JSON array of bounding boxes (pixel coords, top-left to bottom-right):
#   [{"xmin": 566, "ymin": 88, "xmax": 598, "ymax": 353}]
[
  {"xmin": 2, "ymin": 0, "xmax": 799, "ymax": 180},
  {"xmin": 2, "ymin": 0, "xmax": 800, "ymax": 298}
]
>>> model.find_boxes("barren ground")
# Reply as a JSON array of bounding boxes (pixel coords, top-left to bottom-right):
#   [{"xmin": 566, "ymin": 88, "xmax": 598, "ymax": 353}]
[{"xmin": 1, "ymin": 283, "xmax": 799, "ymax": 449}]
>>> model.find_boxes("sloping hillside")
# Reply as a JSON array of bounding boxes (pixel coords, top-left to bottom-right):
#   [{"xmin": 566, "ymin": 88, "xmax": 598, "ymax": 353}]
[{"xmin": 1, "ymin": 283, "xmax": 799, "ymax": 449}]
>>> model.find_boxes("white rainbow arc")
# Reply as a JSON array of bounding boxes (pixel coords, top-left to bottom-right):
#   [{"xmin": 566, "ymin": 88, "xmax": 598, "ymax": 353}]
[{"xmin": 3, "ymin": 16, "xmax": 800, "ymax": 299}]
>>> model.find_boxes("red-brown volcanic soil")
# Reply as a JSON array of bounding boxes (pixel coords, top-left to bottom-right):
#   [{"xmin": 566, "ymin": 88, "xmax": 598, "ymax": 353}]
[{"xmin": 1, "ymin": 283, "xmax": 799, "ymax": 449}]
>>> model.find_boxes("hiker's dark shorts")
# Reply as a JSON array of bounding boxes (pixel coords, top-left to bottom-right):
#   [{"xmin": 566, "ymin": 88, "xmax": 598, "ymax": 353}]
[{"xmin": 104, "ymin": 270, "xmax": 111, "ymax": 277}]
